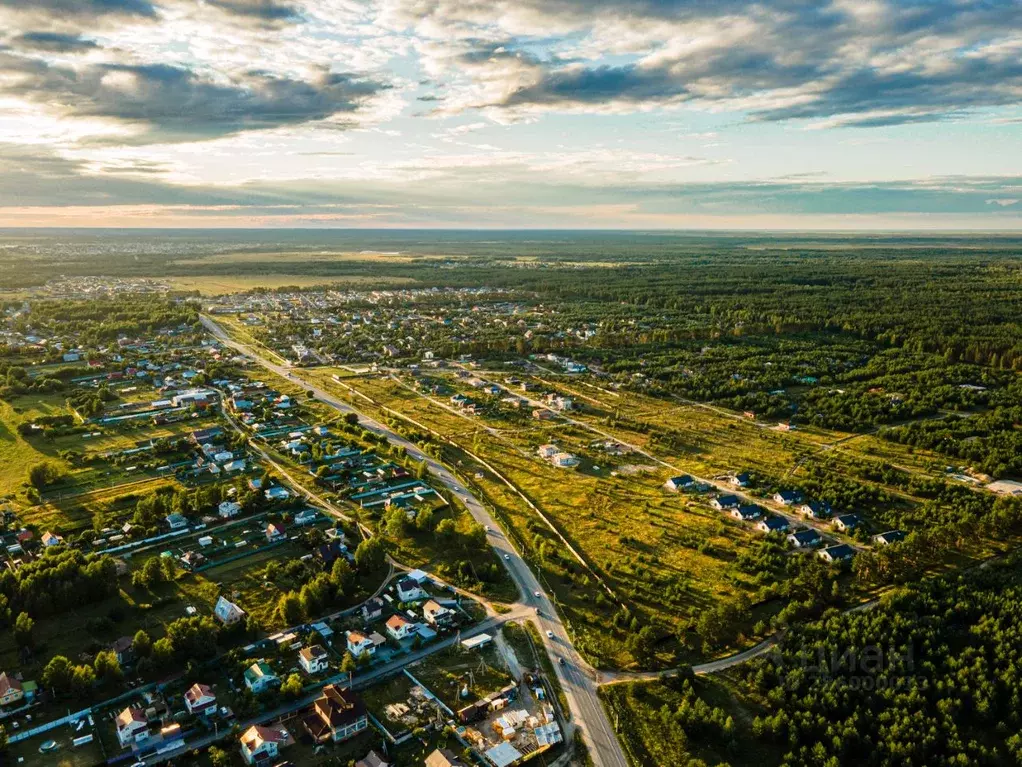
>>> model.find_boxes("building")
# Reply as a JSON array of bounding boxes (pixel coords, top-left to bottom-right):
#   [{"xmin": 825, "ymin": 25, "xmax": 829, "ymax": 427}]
[
  {"xmin": 425, "ymin": 749, "xmax": 467, "ymax": 767},
  {"xmin": 551, "ymin": 452, "xmax": 580, "ymax": 468},
  {"xmin": 214, "ymin": 596, "xmax": 246, "ymax": 626},
  {"xmin": 266, "ymin": 523, "xmax": 286, "ymax": 542},
  {"xmin": 41, "ymin": 531, "xmax": 63, "ymax": 547},
  {"xmin": 244, "ymin": 661, "xmax": 280, "ymax": 693},
  {"xmin": 787, "ymin": 529, "xmax": 823, "ymax": 548},
  {"xmin": 0, "ymin": 672, "xmax": 23, "ymax": 706},
  {"xmin": 711, "ymin": 494, "xmax": 740, "ymax": 510},
  {"xmin": 361, "ymin": 597, "xmax": 384, "ymax": 622},
  {"xmin": 874, "ymin": 530, "xmax": 908, "ymax": 545},
  {"xmin": 299, "ymin": 645, "xmax": 330, "ymax": 675},
  {"xmin": 757, "ymin": 515, "xmax": 790, "ymax": 534},
  {"xmin": 664, "ymin": 475, "xmax": 695, "ymax": 492},
  {"xmin": 799, "ymin": 500, "xmax": 832, "ymax": 519},
  {"xmin": 165, "ymin": 513, "xmax": 189, "ymax": 530},
  {"xmin": 385, "ymin": 614, "xmax": 416, "ymax": 641},
  {"xmin": 301, "ymin": 685, "xmax": 368, "ymax": 743},
  {"xmin": 184, "ymin": 683, "xmax": 217, "ymax": 715},
  {"xmin": 773, "ymin": 490, "xmax": 803, "ymax": 506},
  {"xmin": 115, "ymin": 706, "xmax": 149, "ymax": 748},
  {"xmin": 833, "ymin": 513, "xmax": 862, "ymax": 532},
  {"xmin": 356, "ymin": 750, "xmax": 391, "ymax": 767},
  {"xmin": 346, "ymin": 631, "xmax": 375, "ymax": 658},
  {"xmin": 396, "ymin": 577, "xmax": 427, "ymax": 602},
  {"xmin": 422, "ymin": 599, "xmax": 456, "ymax": 628},
  {"xmin": 219, "ymin": 501, "xmax": 242, "ymax": 519},
  {"xmin": 819, "ymin": 543, "xmax": 856, "ymax": 563},
  {"xmin": 180, "ymin": 551, "xmax": 206, "ymax": 570},
  {"xmin": 239, "ymin": 724, "xmax": 292, "ymax": 766},
  {"xmin": 730, "ymin": 472, "xmax": 751, "ymax": 487},
  {"xmin": 731, "ymin": 504, "xmax": 763, "ymax": 521},
  {"xmin": 265, "ymin": 486, "xmax": 291, "ymax": 501}
]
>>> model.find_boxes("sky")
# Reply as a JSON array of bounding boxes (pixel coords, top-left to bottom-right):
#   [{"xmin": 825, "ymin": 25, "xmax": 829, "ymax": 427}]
[{"xmin": 0, "ymin": 0, "xmax": 1020, "ymax": 229}]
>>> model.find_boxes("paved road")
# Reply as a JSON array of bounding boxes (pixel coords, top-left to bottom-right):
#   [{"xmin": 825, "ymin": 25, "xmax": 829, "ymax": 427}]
[{"xmin": 201, "ymin": 315, "xmax": 630, "ymax": 767}]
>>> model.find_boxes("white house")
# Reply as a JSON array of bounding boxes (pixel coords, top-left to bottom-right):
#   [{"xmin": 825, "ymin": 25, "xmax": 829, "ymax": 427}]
[
  {"xmin": 115, "ymin": 707, "xmax": 149, "ymax": 748},
  {"xmin": 346, "ymin": 630, "xmax": 376, "ymax": 658},
  {"xmin": 386, "ymin": 615, "xmax": 416, "ymax": 641},
  {"xmin": 239, "ymin": 725, "xmax": 292, "ymax": 766},
  {"xmin": 184, "ymin": 682, "xmax": 217, "ymax": 716},
  {"xmin": 396, "ymin": 577, "xmax": 427, "ymax": 602},
  {"xmin": 299, "ymin": 645, "xmax": 330, "ymax": 675},
  {"xmin": 214, "ymin": 596, "xmax": 246, "ymax": 626},
  {"xmin": 244, "ymin": 661, "xmax": 279, "ymax": 693},
  {"xmin": 218, "ymin": 501, "xmax": 242, "ymax": 519}
]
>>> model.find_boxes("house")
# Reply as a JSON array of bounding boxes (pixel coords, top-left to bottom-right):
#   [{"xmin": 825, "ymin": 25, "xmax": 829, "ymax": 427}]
[
  {"xmin": 787, "ymin": 529, "xmax": 823, "ymax": 548},
  {"xmin": 730, "ymin": 472, "xmax": 751, "ymax": 488},
  {"xmin": 111, "ymin": 635, "xmax": 135, "ymax": 665},
  {"xmin": 219, "ymin": 501, "xmax": 242, "ymax": 519},
  {"xmin": 799, "ymin": 501, "xmax": 832, "ymax": 519},
  {"xmin": 731, "ymin": 504, "xmax": 763, "ymax": 521},
  {"xmin": 874, "ymin": 530, "xmax": 907, "ymax": 546},
  {"xmin": 425, "ymin": 749, "xmax": 467, "ymax": 767},
  {"xmin": 422, "ymin": 599, "xmax": 456, "ymax": 628},
  {"xmin": 244, "ymin": 661, "xmax": 279, "ymax": 693},
  {"xmin": 299, "ymin": 645, "xmax": 330, "ymax": 675},
  {"xmin": 396, "ymin": 577, "xmax": 427, "ymax": 602},
  {"xmin": 184, "ymin": 682, "xmax": 217, "ymax": 715},
  {"xmin": 711, "ymin": 494, "xmax": 740, "ymax": 510},
  {"xmin": 773, "ymin": 490, "xmax": 803, "ymax": 506},
  {"xmin": 239, "ymin": 724, "xmax": 292, "ymax": 766},
  {"xmin": 41, "ymin": 530, "xmax": 63, "ymax": 547},
  {"xmin": 265, "ymin": 486, "xmax": 291, "ymax": 502},
  {"xmin": 551, "ymin": 452, "xmax": 580, "ymax": 468},
  {"xmin": 346, "ymin": 631, "xmax": 376, "ymax": 659},
  {"xmin": 166, "ymin": 513, "xmax": 189, "ymax": 530},
  {"xmin": 0, "ymin": 672, "xmax": 23, "ymax": 706},
  {"xmin": 361, "ymin": 597, "xmax": 384, "ymax": 622},
  {"xmin": 818, "ymin": 543, "xmax": 856, "ymax": 563},
  {"xmin": 356, "ymin": 750, "xmax": 391, "ymax": 767},
  {"xmin": 832, "ymin": 513, "xmax": 862, "ymax": 532},
  {"xmin": 180, "ymin": 551, "xmax": 206, "ymax": 570},
  {"xmin": 214, "ymin": 596, "xmax": 246, "ymax": 626},
  {"xmin": 757, "ymin": 515, "xmax": 790, "ymax": 534},
  {"xmin": 316, "ymin": 540, "xmax": 347, "ymax": 566},
  {"xmin": 386, "ymin": 614, "xmax": 416, "ymax": 641},
  {"xmin": 266, "ymin": 523, "xmax": 286, "ymax": 542},
  {"xmin": 664, "ymin": 475, "xmax": 694, "ymax": 492},
  {"xmin": 115, "ymin": 706, "xmax": 150, "ymax": 748},
  {"xmin": 294, "ymin": 509, "xmax": 318, "ymax": 526},
  {"xmin": 301, "ymin": 685, "xmax": 368, "ymax": 743}
]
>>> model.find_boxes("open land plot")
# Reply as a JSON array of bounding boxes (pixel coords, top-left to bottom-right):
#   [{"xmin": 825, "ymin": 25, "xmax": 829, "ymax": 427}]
[
  {"xmin": 408, "ymin": 643, "xmax": 514, "ymax": 711},
  {"xmin": 165, "ymin": 273, "xmax": 417, "ymax": 295}
]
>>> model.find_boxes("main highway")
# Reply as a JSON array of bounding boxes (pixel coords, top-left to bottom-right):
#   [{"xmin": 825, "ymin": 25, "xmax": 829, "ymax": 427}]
[{"xmin": 200, "ymin": 315, "xmax": 630, "ymax": 767}]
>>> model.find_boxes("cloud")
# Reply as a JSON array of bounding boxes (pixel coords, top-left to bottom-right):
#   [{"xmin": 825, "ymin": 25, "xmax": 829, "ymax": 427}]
[
  {"xmin": 11, "ymin": 32, "xmax": 100, "ymax": 52},
  {"xmin": 203, "ymin": 0, "xmax": 302, "ymax": 25},
  {"xmin": 0, "ymin": 0, "xmax": 156, "ymax": 19},
  {"xmin": 0, "ymin": 54, "xmax": 390, "ymax": 143}
]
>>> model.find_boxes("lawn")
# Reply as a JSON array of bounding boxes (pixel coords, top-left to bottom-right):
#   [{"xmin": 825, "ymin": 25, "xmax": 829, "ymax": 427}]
[{"xmin": 407, "ymin": 644, "xmax": 513, "ymax": 711}]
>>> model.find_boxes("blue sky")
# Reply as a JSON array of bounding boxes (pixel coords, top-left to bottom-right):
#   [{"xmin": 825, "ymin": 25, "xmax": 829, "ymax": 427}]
[{"xmin": 0, "ymin": 0, "xmax": 1019, "ymax": 228}]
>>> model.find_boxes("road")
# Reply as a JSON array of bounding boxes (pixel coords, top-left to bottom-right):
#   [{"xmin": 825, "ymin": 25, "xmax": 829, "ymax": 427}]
[{"xmin": 201, "ymin": 315, "xmax": 630, "ymax": 767}]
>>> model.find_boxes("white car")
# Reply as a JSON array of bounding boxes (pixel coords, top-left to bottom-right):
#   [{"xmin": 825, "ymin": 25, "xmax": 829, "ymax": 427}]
[
  {"xmin": 504, "ymin": 554, "xmax": 510, "ymax": 560},
  {"xmin": 546, "ymin": 630, "xmax": 554, "ymax": 639},
  {"xmin": 534, "ymin": 591, "xmax": 541, "ymax": 598}
]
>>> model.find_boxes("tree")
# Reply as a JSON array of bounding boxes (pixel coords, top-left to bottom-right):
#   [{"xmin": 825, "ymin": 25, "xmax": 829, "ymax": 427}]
[
  {"xmin": 280, "ymin": 673, "xmax": 304, "ymax": 698},
  {"xmin": 340, "ymin": 652, "xmax": 356, "ymax": 673},
  {"xmin": 152, "ymin": 637, "xmax": 175, "ymax": 665},
  {"xmin": 42, "ymin": 655, "xmax": 73, "ymax": 694},
  {"xmin": 14, "ymin": 612, "xmax": 34, "ymax": 649},
  {"xmin": 28, "ymin": 460, "xmax": 64, "ymax": 489},
  {"xmin": 138, "ymin": 557, "xmax": 165, "ymax": 589},
  {"xmin": 436, "ymin": 518, "xmax": 457, "ymax": 539},
  {"xmin": 354, "ymin": 537, "xmax": 386, "ymax": 572},
  {"xmin": 330, "ymin": 558, "xmax": 355, "ymax": 596},
  {"xmin": 70, "ymin": 664, "xmax": 96, "ymax": 698},
  {"xmin": 93, "ymin": 650, "xmax": 122, "ymax": 682},
  {"xmin": 132, "ymin": 630, "xmax": 152, "ymax": 658},
  {"xmin": 277, "ymin": 592, "xmax": 304, "ymax": 625},
  {"xmin": 208, "ymin": 746, "xmax": 231, "ymax": 767}
]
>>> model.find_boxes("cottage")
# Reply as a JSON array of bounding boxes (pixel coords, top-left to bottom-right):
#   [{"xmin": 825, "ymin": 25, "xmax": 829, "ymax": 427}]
[
  {"xmin": 244, "ymin": 661, "xmax": 279, "ymax": 693},
  {"xmin": 166, "ymin": 513, "xmax": 189, "ymax": 530},
  {"xmin": 874, "ymin": 530, "xmax": 907, "ymax": 546},
  {"xmin": 301, "ymin": 685, "xmax": 368, "ymax": 743},
  {"xmin": 111, "ymin": 635, "xmax": 135, "ymax": 665},
  {"xmin": 0, "ymin": 672, "xmax": 23, "ymax": 706},
  {"xmin": 787, "ymin": 529, "xmax": 823, "ymax": 548},
  {"xmin": 832, "ymin": 513, "xmax": 862, "ymax": 532},
  {"xmin": 425, "ymin": 749, "xmax": 468, "ymax": 767},
  {"xmin": 180, "ymin": 550, "xmax": 206, "ymax": 571},
  {"xmin": 218, "ymin": 501, "xmax": 242, "ymax": 519},
  {"xmin": 115, "ymin": 706, "xmax": 149, "ymax": 748},
  {"xmin": 730, "ymin": 472, "xmax": 751, "ymax": 488},
  {"xmin": 799, "ymin": 501, "xmax": 832, "ymax": 519},
  {"xmin": 386, "ymin": 614, "xmax": 416, "ymax": 641},
  {"xmin": 265, "ymin": 486, "xmax": 291, "ymax": 502},
  {"xmin": 214, "ymin": 596, "xmax": 246, "ymax": 626},
  {"xmin": 299, "ymin": 645, "xmax": 330, "ymax": 675},
  {"xmin": 423, "ymin": 599, "xmax": 456, "ymax": 628},
  {"xmin": 818, "ymin": 543, "xmax": 856, "ymax": 563},
  {"xmin": 41, "ymin": 530, "xmax": 64, "ymax": 547},
  {"xmin": 356, "ymin": 750, "xmax": 391, "ymax": 767},
  {"xmin": 396, "ymin": 577, "xmax": 427, "ymax": 602},
  {"xmin": 773, "ymin": 490, "xmax": 802, "ymax": 506},
  {"xmin": 294, "ymin": 509, "xmax": 318, "ymax": 526},
  {"xmin": 184, "ymin": 682, "xmax": 217, "ymax": 715},
  {"xmin": 316, "ymin": 540, "xmax": 347, "ymax": 566},
  {"xmin": 361, "ymin": 597, "xmax": 384, "ymax": 622},
  {"xmin": 731, "ymin": 504, "xmax": 763, "ymax": 521},
  {"xmin": 239, "ymin": 724, "xmax": 292, "ymax": 766},
  {"xmin": 266, "ymin": 523, "xmax": 286, "ymax": 542},
  {"xmin": 757, "ymin": 515, "xmax": 790, "ymax": 534},
  {"xmin": 711, "ymin": 494, "xmax": 740, "ymax": 510},
  {"xmin": 346, "ymin": 630, "xmax": 376, "ymax": 658},
  {"xmin": 664, "ymin": 475, "xmax": 695, "ymax": 492}
]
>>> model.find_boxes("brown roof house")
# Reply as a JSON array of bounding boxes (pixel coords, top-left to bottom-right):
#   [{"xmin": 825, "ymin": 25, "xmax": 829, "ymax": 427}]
[{"xmin": 301, "ymin": 684, "xmax": 368, "ymax": 744}]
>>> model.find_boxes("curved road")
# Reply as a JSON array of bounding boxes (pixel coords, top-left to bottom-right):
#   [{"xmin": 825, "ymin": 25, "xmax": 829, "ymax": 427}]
[{"xmin": 201, "ymin": 315, "xmax": 629, "ymax": 767}]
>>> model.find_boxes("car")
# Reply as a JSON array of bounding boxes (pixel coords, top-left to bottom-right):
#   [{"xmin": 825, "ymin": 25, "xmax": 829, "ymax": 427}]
[
  {"xmin": 534, "ymin": 591, "xmax": 541, "ymax": 598},
  {"xmin": 546, "ymin": 630, "xmax": 554, "ymax": 639},
  {"xmin": 504, "ymin": 554, "xmax": 510, "ymax": 560},
  {"xmin": 558, "ymin": 657, "xmax": 565, "ymax": 666}
]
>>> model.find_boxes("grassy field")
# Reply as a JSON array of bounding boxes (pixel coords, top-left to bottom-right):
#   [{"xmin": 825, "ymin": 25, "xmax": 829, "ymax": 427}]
[
  {"xmin": 408, "ymin": 643, "xmax": 513, "ymax": 710},
  {"xmin": 165, "ymin": 273, "xmax": 416, "ymax": 294},
  {"xmin": 0, "ymin": 393, "xmax": 75, "ymax": 494}
]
